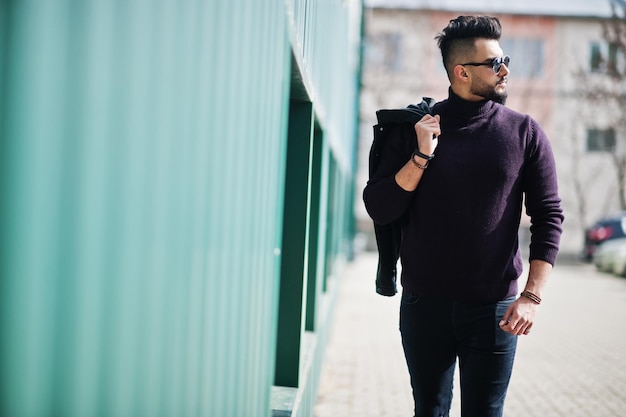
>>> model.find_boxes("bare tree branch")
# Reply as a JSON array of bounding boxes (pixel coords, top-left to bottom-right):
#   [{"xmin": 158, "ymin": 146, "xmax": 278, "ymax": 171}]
[{"xmin": 573, "ymin": 1, "xmax": 626, "ymax": 211}]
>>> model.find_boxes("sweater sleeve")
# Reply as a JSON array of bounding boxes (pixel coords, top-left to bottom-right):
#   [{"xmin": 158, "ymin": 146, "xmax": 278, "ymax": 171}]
[
  {"xmin": 363, "ymin": 123, "xmax": 416, "ymax": 225},
  {"xmin": 523, "ymin": 118, "xmax": 564, "ymax": 265}
]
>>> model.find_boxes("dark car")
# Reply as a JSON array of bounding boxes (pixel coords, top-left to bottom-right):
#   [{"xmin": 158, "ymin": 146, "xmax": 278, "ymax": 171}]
[{"xmin": 583, "ymin": 211, "xmax": 626, "ymax": 261}]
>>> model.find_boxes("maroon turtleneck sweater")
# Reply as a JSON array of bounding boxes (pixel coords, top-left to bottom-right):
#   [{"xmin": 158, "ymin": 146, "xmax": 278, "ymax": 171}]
[{"xmin": 363, "ymin": 91, "xmax": 564, "ymax": 303}]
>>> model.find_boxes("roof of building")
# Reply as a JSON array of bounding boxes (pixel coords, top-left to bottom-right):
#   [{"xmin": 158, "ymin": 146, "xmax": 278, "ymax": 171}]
[{"xmin": 364, "ymin": 0, "xmax": 622, "ymax": 18}]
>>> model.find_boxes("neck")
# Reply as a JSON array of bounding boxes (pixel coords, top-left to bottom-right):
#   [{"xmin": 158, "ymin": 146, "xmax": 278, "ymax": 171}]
[
  {"xmin": 450, "ymin": 84, "xmax": 483, "ymax": 102},
  {"xmin": 446, "ymin": 88, "xmax": 495, "ymax": 119}
]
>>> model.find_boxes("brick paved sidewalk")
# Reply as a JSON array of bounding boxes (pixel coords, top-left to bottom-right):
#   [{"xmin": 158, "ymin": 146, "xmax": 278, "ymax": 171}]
[{"xmin": 314, "ymin": 252, "xmax": 626, "ymax": 417}]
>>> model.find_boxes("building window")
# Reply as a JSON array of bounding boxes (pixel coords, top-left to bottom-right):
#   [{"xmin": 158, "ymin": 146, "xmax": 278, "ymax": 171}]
[
  {"xmin": 500, "ymin": 38, "xmax": 544, "ymax": 78},
  {"xmin": 366, "ymin": 32, "xmax": 403, "ymax": 71},
  {"xmin": 587, "ymin": 128, "xmax": 616, "ymax": 152},
  {"xmin": 590, "ymin": 41, "xmax": 623, "ymax": 73}
]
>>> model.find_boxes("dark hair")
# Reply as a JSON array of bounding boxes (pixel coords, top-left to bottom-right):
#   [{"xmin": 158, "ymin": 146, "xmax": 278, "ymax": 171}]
[{"xmin": 435, "ymin": 16, "xmax": 502, "ymax": 76}]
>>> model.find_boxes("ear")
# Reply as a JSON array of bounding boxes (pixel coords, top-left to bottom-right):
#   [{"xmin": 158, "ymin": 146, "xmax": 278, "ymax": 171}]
[{"xmin": 453, "ymin": 65, "xmax": 469, "ymax": 83}]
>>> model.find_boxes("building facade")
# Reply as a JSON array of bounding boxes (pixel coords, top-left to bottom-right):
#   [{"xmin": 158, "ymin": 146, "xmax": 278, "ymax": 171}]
[
  {"xmin": 357, "ymin": 0, "xmax": 624, "ymax": 255},
  {"xmin": 0, "ymin": 1, "xmax": 362, "ymax": 416}
]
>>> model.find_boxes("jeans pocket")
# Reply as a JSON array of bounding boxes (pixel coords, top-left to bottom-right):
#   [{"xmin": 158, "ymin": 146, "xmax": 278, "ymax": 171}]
[
  {"xmin": 495, "ymin": 296, "xmax": 520, "ymax": 350},
  {"xmin": 495, "ymin": 296, "xmax": 516, "ymax": 316},
  {"xmin": 401, "ymin": 290, "xmax": 421, "ymax": 305}
]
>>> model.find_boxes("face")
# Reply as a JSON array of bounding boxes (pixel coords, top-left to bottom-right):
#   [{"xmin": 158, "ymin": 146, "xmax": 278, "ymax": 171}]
[{"xmin": 463, "ymin": 39, "xmax": 510, "ymax": 104}]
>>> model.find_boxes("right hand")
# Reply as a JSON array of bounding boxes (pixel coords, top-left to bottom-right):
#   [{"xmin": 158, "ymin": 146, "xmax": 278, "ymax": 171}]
[{"xmin": 414, "ymin": 114, "xmax": 440, "ymax": 157}]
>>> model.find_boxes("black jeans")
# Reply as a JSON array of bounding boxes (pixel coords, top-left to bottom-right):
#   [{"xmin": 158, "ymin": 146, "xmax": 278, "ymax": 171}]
[{"xmin": 399, "ymin": 290, "xmax": 518, "ymax": 417}]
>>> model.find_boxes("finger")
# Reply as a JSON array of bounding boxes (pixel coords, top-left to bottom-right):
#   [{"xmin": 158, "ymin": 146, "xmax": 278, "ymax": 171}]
[
  {"xmin": 509, "ymin": 321, "xmax": 523, "ymax": 334},
  {"xmin": 415, "ymin": 115, "xmax": 441, "ymax": 140},
  {"xmin": 522, "ymin": 324, "xmax": 533, "ymax": 335},
  {"xmin": 502, "ymin": 325, "xmax": 518, "ymax": 336},
  {"xmin": 499, "ymin": 307, "xmax": 514, "ymax": 328},
  {"xmin": 499, "ymin": 318, "xmax": 514, "ymax": 330},
  {"xmin": 432, "ymin": 115, "xmax": 441, "ymax": 138},
  {"xmin": 514, "ymin": 319, "xmax": 533, "ymax": 335},
  {"xmin": 503, "ymin": 322, "xmax": 524, "ymax": 336}
]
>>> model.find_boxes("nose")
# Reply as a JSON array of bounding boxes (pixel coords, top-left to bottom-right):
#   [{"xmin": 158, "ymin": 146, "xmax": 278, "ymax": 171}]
[{"xmin": 498, "ymin": 62, "xmax": 510, "ymax": 76}]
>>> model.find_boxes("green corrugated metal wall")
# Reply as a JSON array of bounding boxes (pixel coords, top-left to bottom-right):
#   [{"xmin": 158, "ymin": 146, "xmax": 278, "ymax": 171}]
[{"xmin": 0, "ymin": 1, "xmax": 361, "ymax": 416}]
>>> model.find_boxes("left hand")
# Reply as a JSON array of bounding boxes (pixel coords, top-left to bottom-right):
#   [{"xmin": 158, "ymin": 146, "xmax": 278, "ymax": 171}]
[
  {"xmin": 499, "ymin": 297, "xmax": 539, "ymax": 336},
  {"xmin": 414, "ymin": 114, "xmax": 440, "ymax": 156}
]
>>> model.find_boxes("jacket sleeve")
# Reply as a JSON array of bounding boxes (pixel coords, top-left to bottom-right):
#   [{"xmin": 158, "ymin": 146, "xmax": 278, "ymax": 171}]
[
  {"xmin": 523, "ymin": 118, "xmax": 564, "ymax": 265},
  {"xmin": 363, "ymin": 123, "xmax": 416, "ymax": 225}
]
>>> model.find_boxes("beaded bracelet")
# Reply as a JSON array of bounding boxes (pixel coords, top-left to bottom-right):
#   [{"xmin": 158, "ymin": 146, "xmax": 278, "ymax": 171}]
[
  {"xmin": 520, "ymin": 290, "xmax": 542, "ymax": 304},
  {"xmin": 410, "ymin": 153, "xmax": 429, "ymax": 169}
]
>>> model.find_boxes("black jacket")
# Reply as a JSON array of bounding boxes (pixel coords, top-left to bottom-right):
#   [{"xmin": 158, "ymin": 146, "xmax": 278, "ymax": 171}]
[{"xmin": 367, "ymin": 97, "xmax": 435, "ymax": 296}]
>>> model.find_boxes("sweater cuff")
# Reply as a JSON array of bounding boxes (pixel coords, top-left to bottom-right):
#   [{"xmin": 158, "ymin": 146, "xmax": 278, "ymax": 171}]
[
  {"xmin": 364, "ymin": 176, "xmax": 415, "ymax": 226},
  {"xmin": 529, "ymin": 246, "xmax": 560, "ymax": 266}
]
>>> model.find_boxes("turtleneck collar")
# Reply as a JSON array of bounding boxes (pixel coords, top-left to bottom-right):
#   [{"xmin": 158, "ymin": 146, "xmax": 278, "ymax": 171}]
[{"xmin": 445, "ymin": 87, "xmax": 497, "ymax": 119}]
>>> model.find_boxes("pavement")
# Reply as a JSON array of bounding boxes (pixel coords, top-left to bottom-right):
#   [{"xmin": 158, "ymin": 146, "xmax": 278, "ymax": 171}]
[{"xmin": 314, "ymin": 251, "xmax": 626, "ymax": 417}]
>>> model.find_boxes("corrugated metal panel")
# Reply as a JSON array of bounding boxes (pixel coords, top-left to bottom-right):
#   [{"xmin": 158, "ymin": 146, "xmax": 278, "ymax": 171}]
[
  {"xmin": 287, "ymin": 0, "xmax": 363, "ymax": 173},
  {"xmin": 0, "ymin": 1, "xmax": 290, "ymax": 416},
  {"xmin": 271, "ymin": 4, "xmax": 363, "ymax": 415},
  {"xmin": 0, "ymin": 0, "xmax": 362, "ymax": 415}
]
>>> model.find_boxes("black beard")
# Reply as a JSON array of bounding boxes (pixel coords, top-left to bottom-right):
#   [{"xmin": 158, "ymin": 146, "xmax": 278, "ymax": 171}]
[
  {"xmin": 488, "ymin": 90, "xmax": 508, "ymax": 105},
  {"xmin": 488, "ymin": 79, "xmax": 508, "ymax": 104},
  {"xmin": 470, "ymin": 79, "xmax": 508, "ymax": 105}
]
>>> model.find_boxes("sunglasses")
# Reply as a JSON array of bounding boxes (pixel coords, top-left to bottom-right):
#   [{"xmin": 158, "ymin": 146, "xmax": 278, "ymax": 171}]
[{"xmin": 461, "ymin": 55, "xmax": 510, "ymax": 74}]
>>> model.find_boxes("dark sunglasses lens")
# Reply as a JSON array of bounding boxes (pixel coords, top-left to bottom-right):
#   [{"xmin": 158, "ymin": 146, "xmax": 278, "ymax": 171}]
[{"xmin": 493, "ymin": 56, "xmax": 510, "ymax": 73}]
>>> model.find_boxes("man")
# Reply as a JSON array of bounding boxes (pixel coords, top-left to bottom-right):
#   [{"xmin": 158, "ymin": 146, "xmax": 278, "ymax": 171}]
[{"xmin": 363, "ymin": 16, "xmax": 563, "ymax": 417}]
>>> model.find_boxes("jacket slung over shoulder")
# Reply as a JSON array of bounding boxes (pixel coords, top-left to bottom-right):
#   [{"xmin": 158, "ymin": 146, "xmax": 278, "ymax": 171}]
[{"xmin": 364, "ymin": 97, "xmax": 435, "ymax": 297}]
